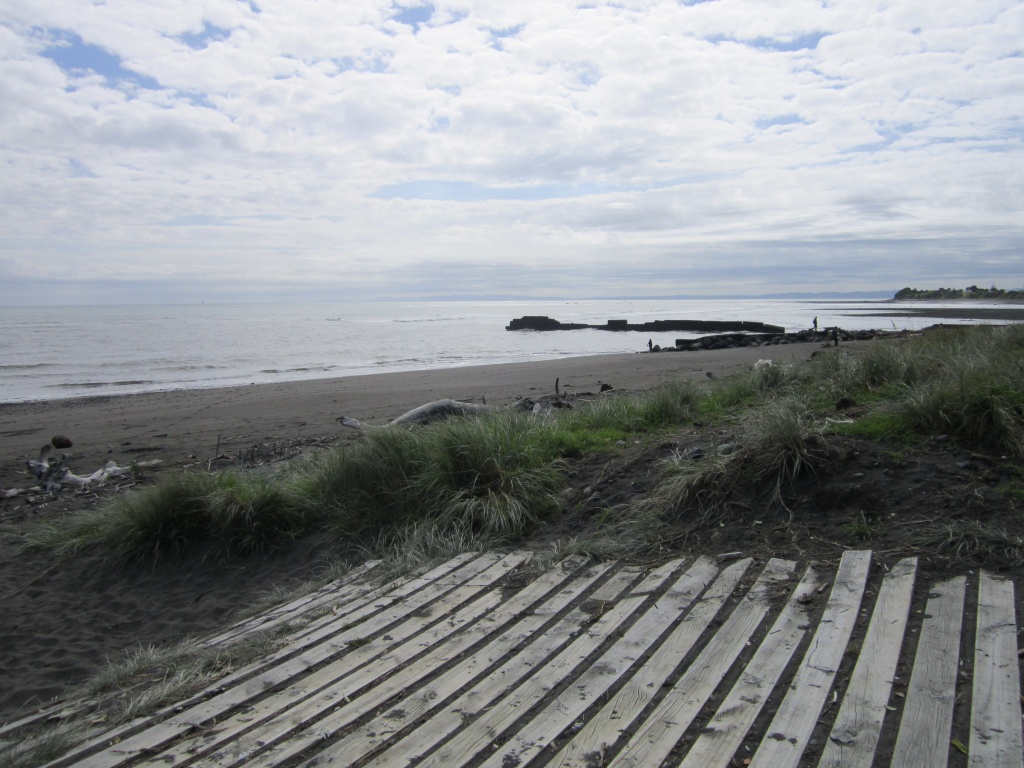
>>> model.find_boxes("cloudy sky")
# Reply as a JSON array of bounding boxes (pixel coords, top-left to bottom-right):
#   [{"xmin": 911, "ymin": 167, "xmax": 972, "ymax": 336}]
[{"xmin": 1, "ymin": 0, "xmax": 1021, "ymax": 304}]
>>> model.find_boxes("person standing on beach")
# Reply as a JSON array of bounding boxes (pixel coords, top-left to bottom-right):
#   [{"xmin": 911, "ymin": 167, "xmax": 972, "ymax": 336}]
[{"xmin": 813, "ymin": 317, "xmax": 818, "ymax": 331}]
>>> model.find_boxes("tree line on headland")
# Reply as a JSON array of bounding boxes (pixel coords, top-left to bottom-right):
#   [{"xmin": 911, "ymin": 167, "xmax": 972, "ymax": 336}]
[{"xmin": 895, "ymin": 285, "xmax": 1024, "ymax": 301}]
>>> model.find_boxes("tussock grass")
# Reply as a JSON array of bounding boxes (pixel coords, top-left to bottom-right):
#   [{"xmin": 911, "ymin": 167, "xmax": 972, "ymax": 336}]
[
  {"xmin": 0, "ymin": 721, "xmax": 90, "ymax": 768},
  {"xmin": 25, "ymin": 472, "xmax": 310, "ymax": 563},
  {"xmin": 301, "ymin": 411, "xmax": 564, "ymax": 541},
  {"xmin": 365, "ymin": 521, "xmax": 496, "ymax": 583},
  {"xmin": 923, "ymin": 520, "xmax": 1024, "ymax": 568}
]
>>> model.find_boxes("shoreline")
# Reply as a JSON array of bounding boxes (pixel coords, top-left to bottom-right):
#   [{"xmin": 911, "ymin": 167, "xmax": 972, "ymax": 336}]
[
  {"xmin": 1, "ymin": 344, "xmax": 845, "ymax": 490},
  {"xmin": 4, "ymin": 304, "xmax": 1023, "ymax": 490}
]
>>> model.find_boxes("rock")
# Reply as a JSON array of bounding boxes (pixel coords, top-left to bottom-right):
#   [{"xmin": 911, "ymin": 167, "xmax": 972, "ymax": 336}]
[{"xmin": 51, "ymin": 435, "xmax": 73, "ymax": 449}]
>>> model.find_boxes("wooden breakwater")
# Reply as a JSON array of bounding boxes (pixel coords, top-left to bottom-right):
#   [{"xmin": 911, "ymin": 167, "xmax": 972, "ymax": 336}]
[{"xmin": 506, "ymin": 316, "xmax": 786, "ymax": 333}]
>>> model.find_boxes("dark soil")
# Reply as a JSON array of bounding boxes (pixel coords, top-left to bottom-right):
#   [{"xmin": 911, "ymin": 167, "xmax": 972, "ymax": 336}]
[{"xmin": 556, "ymin": 429, "xmax": 1024, "ymax": 579}]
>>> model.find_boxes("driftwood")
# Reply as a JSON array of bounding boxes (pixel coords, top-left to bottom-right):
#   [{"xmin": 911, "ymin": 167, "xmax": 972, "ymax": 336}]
[
  {"xmin": 1, "ymin": 445, "xmax": 147, "ymax": 499},
  {"xmin": 337, "ymin": 396, "xmax": 573, "ymax": 431}
]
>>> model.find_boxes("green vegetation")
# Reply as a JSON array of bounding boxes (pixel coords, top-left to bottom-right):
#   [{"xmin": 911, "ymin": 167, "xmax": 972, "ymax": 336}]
[
  {"xmin": 21, "ymin": 324, "xmax": 1024, "ymax": 571},
  {"xmin": 895, "ymin": 285, "xmax": 1024, "ymax": 301}
]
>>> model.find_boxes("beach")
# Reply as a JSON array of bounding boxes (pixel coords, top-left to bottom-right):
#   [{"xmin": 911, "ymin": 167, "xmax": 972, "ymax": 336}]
[
  {"xmin": 0, "ymin": 343, "xmax": 847, "ymax": 491},
  {"xmin": 0, "ymin": 341, "xmax": 854, "ymax": 718},
  {"xmin": 3, "ymin": 316, "xmax": 1021, "ymax": 720}
]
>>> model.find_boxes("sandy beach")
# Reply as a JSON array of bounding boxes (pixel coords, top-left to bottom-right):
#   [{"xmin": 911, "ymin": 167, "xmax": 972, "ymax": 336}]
[{"xmin": 0, "ymin": 343, "xmax": 847, "ymax": 491}]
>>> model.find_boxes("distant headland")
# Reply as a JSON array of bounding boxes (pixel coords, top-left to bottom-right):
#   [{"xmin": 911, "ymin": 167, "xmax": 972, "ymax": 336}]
[{"xmin": 894, "ymin": 286, "xmax": 1024, "ymax": 301}]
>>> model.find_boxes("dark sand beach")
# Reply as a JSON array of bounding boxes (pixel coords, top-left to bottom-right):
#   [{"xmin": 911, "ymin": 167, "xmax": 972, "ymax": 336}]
[{"xmin": 0, "ymin": 342, "xmax": 844, "ymax": 719}]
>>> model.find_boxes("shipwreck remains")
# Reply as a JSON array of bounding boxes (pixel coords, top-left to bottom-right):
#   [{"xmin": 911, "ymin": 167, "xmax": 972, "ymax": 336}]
[{"xmin": 506, "ymin": 316, "xmax": 786, "ymax": 334}]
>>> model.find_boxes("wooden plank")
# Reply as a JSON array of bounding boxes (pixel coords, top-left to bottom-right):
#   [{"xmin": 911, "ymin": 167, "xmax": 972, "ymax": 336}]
[
  {"xmin": 65, "ymin": 551, "xmax": 510, "ymax": 768},
  {"xmin": 346, "ymin": 561, "xmax": 700, "ymax": 768},
  {"xmin": 550, "ymin": 557, "xmax": 758, "ymax": 768},
  {"xmin": 229, "ymin": 559, "xmax": 639, "ymax": 768},
  {"xmin": 43, "ymin": 557, "xmax": 470, "ymax": 768},
  {"xmin": 412, "ymin": 559, "xmax": 713, "ymax": 768},
  {"xmin": 818, "ymin": 557, "xmax": 918, "ymax": 768},
  {"xmin": 201, "ymin": 559, "xmax": 381, "ymax": 647},
  {"xmin": 166, "ymin": 554, "xmax": 596, "ymax": 768},
  {"xmin": 481, "ymin": 558, "xmax": 759, "ymax": 768},
  {"xmin": 969, "ymin": 571, "xmax": 1023, "ymax": 768},
  {"xmin": 890, "ymin": 575, "xmax": 967, "ymax": 768},
  {"xmin": 139, "ymin": 553, "xmax": 530, "ymax": 767},
  {"xmin": 747, "ymin": 549, "xmax": 872, "ymax": 768},
  {"xmin": 273, "ymin": 551, "xmax": 482, "ymax": 646},
  {"xmin": 607, "ymin": 557, "xmax": 799, "ymax": 768},
  {"xmin": 678, "ymin": 564, "xmax": 823, "ymax": 768}
]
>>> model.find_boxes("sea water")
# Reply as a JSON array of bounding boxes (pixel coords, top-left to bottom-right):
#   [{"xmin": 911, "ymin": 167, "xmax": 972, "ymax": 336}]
[{"xmin": 0, "ymin": 298, "xmax": 997, "ymax": 403}]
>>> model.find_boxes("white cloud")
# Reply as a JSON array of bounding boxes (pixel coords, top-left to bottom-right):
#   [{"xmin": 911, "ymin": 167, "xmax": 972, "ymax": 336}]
[{"xmin": 0, "ymin": 0, "xmax": 1021, "ymax": 303}]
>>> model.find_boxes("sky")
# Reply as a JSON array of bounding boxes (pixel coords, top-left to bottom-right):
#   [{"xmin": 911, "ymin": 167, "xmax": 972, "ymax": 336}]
[{"xmin": 0, "ymin": 0, "xmax": 1022, "ymax": 304}]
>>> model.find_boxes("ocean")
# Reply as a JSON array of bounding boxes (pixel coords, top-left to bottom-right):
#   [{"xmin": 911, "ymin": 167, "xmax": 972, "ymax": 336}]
[{"xmin": 0, "ymin": 298, "xmax": 997, "ymax": 404}]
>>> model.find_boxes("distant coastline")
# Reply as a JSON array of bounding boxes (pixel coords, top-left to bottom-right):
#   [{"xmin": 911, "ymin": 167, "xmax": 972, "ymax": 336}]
[{"xmin": 893, "ymin": 286, "xmax": 1024, "ymax": 302}]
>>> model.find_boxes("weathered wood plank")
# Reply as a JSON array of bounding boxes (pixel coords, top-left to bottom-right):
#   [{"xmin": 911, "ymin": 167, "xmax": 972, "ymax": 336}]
[
  {"xmin": 678, "ymin": 564, "xmax": 822, "ymax": 768},
  {"xmin": 379, "ymin": 567, "xmax": 684, "ymax": 768},
  {"xmin": 969, "ymin": 571, "xmax": 1023, "ymax": 768},
  {"xmin": 186, "ymin": 555, "xmax": 605, "ymax": 768},
  {"xmin": 608, "ymin": 557, "xmax": 799, "ymax": 768},
  {"xmin": 140, "ymin": 554, "xmax": 530, "ymax": 767},
  {"xmin": 243, "ymin": 560, "xmax": 648, "ymax": 768},
  {"xmin": 890, "ymin": 575, "xmax": 967, "ymax": 768},
  {"xmin": 201, "ymin": 559, "xmax": 381, "ymax": 647},
  {"xmin": 65, "ymin": 551, "xmax": 511, "ymax": 768},
  {"xmin": 482, "ymin": 558, "xmax": 759, "ymax": 768},
  {"xmin": 551, "ymin": 557, "xmax": 757, "ymax": 768},
  {"xmin": 818, "ymin": 557, "xmax": 917, "ymax": 768},
  {"xmin": 746, "ymin": 549, "xmax": 872, "ymax": 768},
  {"xmin": 347, "ymin": 561, "xmax": 700, "ymax": 768}
]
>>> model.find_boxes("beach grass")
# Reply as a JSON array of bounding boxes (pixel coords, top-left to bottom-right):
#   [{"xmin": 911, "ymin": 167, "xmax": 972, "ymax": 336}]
[{"xmin": 20, "ymin": 323, "xmax": 1024, "ymax": 569}]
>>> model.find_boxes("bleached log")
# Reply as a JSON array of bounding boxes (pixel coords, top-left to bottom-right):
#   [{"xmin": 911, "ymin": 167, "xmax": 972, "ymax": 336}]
[
  {"xmin": 5, "ymin": 445, "xmax": 138, "ymax": 496},
  {"xmin": 338, "ymin": 396, "xmax": 564, "ymax": 431}
]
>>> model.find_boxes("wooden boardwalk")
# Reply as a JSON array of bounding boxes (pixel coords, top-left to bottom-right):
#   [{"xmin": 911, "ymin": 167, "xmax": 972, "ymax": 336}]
[{"xmin": 15, "ymin": 550, "xmax": 1024, "ymax": 767}]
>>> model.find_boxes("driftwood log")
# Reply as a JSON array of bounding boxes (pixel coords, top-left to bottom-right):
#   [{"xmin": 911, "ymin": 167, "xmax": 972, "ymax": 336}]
[
  {"xmin": 337, "ymin": 396, "xmax": 573, "ymax": 431},
  {"xmin": 1, "ymin": 445, "xmax": 145, "ymax": 499}
]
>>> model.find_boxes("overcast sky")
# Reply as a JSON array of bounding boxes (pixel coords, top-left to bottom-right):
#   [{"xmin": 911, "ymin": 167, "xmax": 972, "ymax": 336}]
[{"xmin": 1, "ymin": 0, "xmax": 1021, "ymax": 304}]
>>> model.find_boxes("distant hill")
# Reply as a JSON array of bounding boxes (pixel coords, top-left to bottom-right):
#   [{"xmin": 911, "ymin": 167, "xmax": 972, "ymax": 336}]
[{"xmin": 895, "ymin": 286, "xmax": 1024, "ymax": 301}]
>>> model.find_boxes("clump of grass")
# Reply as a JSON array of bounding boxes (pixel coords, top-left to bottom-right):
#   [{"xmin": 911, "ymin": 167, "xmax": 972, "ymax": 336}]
[
  {"xmin": 636, "ymin": 450, "xmax": 738, "ymax": 530},
  {"xmin": 745, "ymin": 398, "xmax": 825, "ymax": 505},
  {"xmin": 844, "ymin": 511, "xmax": 879, "ymax": 541},
  {"xmin": 0, "ymin": 629, "xmax": 287, "ymax": 768},
  {"xmin": 25, "ymin": 472, "xmax": 310, "ymax": 563},
  {"xmin": 898, "ymin": 368, "xmax": 1024, "ymax": 457},
  {"xmin": 923, "ymin": 520, "xmax": 1024, "ymax": 568},
  {"xmin": 301, "ymin": 411, "xmax": 564, "ymax": 542},
  {"xmin": 0, "ymin": 720, "xmax": 91, "ymax": 768},
  {"xmin": 552, "ymin": 378, "xmax": 701, "ymax": 436},
  {"xmin": 635, "ymin": 396, "xmax": 825, "ymax": 526},
  {"xmin": 365, "ymin": 521, "xmax": 495, "ymax": 583}
]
